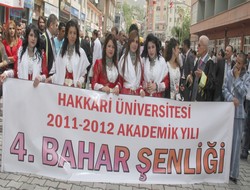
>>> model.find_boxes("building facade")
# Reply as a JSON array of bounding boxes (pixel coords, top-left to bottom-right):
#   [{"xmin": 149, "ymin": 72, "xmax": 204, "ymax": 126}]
[
  {"xmin": 0, "ymin": 0, "xmax": 117, "ymax": 37},
  {"xmin": 190, "ymin": 0, "xmax": 250, "ymax": 54},
  {"xmin": 114, "ymin": 0, "xmax": 125, "ymax": 32},
  {"xmin": 96, "ymin": 0, "xmax": 116, "ymax": 35},
  {"xmin": 0, "ymin": 0, "xmax": 34, "ymax": 25},
  {"xmin": 145, "ymin": 0, "xmax": 191, "ymax": 42},
  {"xmin": 86, "ymin": 0, "xmax": 102, "ymax": 36}
]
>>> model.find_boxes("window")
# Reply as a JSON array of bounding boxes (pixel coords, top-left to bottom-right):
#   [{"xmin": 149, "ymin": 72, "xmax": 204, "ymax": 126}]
[
  {"xmin": 244, "ymin": 36, "xmax": 250, "ymax": 53},
  {"xmin": 208, "ymin": 40, "xmax": 215, "ymax": 53},
  {"xmin": 228, "ymin": 37, "xmax": 241, "ymax": 53},
  {"xmin": 191, "ymin": 2, "xmax": 198, "ymax": 25},
  {"xmin": 216, "ymin": 38, "xmax": 225, "ymax": 52}
]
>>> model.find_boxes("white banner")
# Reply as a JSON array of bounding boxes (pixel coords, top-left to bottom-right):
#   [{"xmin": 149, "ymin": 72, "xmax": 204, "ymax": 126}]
[
  {"xmin": 2, "ymin": 79, "xmax": 234, "ymax": 184},
  {"xmin": 0, "ymin": 0, "xmax": 24, "ymax": 8}
]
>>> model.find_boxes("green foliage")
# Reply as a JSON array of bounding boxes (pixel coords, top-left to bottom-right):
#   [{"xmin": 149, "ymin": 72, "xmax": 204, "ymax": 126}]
[
  {"xmin": 123, "ymin": 2, "xmax": 132, "ymax": 33},
  {"xmin": 171, "ymin": 8, "xmax": 191, "ymax": 44},
  {"xmin": 122, "ymin": 1, "xmax": 144, "ymax": 34}
]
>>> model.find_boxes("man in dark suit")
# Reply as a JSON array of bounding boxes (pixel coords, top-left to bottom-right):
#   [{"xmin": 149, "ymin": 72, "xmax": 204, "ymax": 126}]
[
  {"xmin": 213, "ymin": 45, "xmax": 235, "ymax": 101},
  {"xmin": 80, "ymin": 35, "xmax": 92, "ymax": 63},
  {"xmin": 80, "ymin": 35, "xmax": 92, "ymax": 85},
  {"xmin": 41, "ymin": 14, "xmax": 58, "ymax": 75},
  {"xmin": 181, "ymin": 39, "xmax": 195, "ymax": 101},
  {"xmin": 188, "ymin": 35, "xmax": 216, "ymax": 101}
]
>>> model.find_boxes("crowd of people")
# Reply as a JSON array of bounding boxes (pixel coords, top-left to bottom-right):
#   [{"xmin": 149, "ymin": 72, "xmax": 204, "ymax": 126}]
[{"xmin": 0, "ymin": 13, "xmax": 250, "ymax": 184}]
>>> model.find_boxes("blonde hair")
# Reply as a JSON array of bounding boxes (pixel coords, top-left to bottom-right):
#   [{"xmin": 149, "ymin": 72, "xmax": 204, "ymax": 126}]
[{"xmin": 6, "ymin": 20, "xmax": 18, "ymax": 46}]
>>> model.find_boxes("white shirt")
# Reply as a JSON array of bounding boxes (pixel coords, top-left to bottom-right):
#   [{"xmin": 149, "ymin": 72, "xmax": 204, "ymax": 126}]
[
  {"xmin": 142, "ymin": 56, "xmax": 168, "ymax": 93},
  {"xmin": 118, "ymin": 53, "xmax": 142, "ymax": 90},
  {"xmin": 46, "ymin": 29, "xmax": 56, "ymax": 56},
  {"xmin": 51, "ymin": 48, "xmax": 90, "ymax": 87},
  {"xmin": 4, "ymin": 47, "xmax": 46, "ymax": 81},
  {"xmin": 167, "ymin": 62, "xmax": 181, "ymax": 100},
  {"xmin": 88, "ymin": 38, "xmax": 102, "ymax": 78}
]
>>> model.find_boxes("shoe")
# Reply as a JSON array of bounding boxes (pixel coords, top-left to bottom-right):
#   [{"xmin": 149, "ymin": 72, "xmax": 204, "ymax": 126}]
[
  {"xmin": 229, "ymin": 177, "xmax": 237, "ymax": 184},
  {"xmin": 240, "ymin": 151, "xmax": 248, "ymax": 160}
]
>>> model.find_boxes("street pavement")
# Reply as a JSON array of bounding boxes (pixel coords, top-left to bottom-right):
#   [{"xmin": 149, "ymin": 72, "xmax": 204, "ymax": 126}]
[{"xmin": 0, "ymin": 102, "xmax": 250, "ymax": 190}]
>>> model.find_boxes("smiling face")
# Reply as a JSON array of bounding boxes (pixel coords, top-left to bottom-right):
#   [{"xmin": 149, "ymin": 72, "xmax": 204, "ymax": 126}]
[{"xmin": 106, "ymin": 39, "xmax": 115, "ymax": 59}]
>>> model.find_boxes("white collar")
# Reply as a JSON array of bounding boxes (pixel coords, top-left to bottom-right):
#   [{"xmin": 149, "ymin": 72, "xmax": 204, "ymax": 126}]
[
  {"xmin": 46, "ymin": 29, "xmax": 53, "ymax": 39},
  {"xmin": 201, "ymin": 52, "xmax": 209, "ymax": 62},
  {"xmin": 185, "ymin": 49, "xmax": 191, "ymax": 57}
]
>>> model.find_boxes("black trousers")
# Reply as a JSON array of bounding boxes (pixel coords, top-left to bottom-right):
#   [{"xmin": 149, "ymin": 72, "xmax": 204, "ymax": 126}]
[{"xmin": 242, "ymin": 99, "xmax": 250, "ymax": 153}]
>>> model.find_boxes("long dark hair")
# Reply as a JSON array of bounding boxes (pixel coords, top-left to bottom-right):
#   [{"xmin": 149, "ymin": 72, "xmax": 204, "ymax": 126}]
[
  {"xmin": 61, "ymin": 19, "xmax": 80, "ymax": 57},
  {"xmin": 102, "ymin": 33, "xmax": 118, "ymax": 76},
  {"xmin": 20, "ymin": 24, "xmax": 42, "ymax": 61},
  {"xmin": 165, "ymin": 38, "xmax": 179, "ymax": 65},
  {"xmin": 122, "ymin": 30, "xmax": 141, "ymax": 76},
  {"xmin": 141, "ymin": 33, "xmax": 161, "ymax": 59}
]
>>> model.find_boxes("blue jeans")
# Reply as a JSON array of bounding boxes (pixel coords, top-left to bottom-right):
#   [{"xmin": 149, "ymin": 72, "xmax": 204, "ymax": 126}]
[{"xmin": 230, "ymin": 118, "xmax": 244, "ymax": 179}]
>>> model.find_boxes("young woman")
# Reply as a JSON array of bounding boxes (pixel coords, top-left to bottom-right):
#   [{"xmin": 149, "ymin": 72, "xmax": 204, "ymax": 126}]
[
  {"xmin": 2, "ymin": 20, "xmax": 22, "ymax": 73},
  {"xmin": 46, "ymin": 20, "xmax": 89, "ymax": 88},
  {"xmin": 165, "ymin": 38, "xmax": 182, "ymax": 100},
  {"xmin": 91, "ymin": 33, "xmax": 120, "ymax": 95},
  {"xmin": 118, "ymin": 30, "xmax": 145, "ymax": 96},
  {"xmin": 0, "ymin": 24, "xmax": 47, "ymax": 87},
  {"xmin": 141, "ymin": 33, "xmax": 169, "ymax": 97}
]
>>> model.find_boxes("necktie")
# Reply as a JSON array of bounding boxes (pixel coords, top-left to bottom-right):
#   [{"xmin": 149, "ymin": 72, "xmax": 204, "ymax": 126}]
[
  {"xmin": 198, "ymin": 59, "xmax": 203, "ymax": 68},
  {"xmin": 191, "ymin": 58, "xmax": 203, "ymax": 101},
  {"xmin": 51, "ymin": 37, "xmax": 56, "ymax": 57}
]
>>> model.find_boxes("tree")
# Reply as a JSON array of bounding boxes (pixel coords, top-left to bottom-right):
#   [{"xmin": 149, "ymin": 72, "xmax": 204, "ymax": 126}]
[
  {"xmin": 171, "ymin": 26, "xmax": 181, "ymax": 38},
  {"xmin": 123, "ymin": 2, "xmax": 132, "ymax": 33},
  {"xmin": 122, "ymin": 1, "xmax": 145, "ymax": 34},
  {"xmin": 182, "ymin": 14, "xmax": 191, "ymax": 41},
  {"xmin": 171, "ymin": 7, "xmax": 191, "ymax": 44}
]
